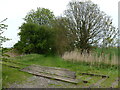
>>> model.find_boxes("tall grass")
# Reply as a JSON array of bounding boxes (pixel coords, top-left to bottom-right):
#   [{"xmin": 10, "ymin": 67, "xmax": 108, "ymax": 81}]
[{"xmin": 62, "ymin": 49, "xmax": 118, "ymax": 67}]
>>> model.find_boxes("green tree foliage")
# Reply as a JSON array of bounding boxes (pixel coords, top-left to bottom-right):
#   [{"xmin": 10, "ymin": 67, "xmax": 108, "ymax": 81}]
[
  {"xmin": 64, "ymin": 0, "xmax": 117, "ymax": 53},
  {"xmin": 52, "ymin": 17, "xmax": 70, "ymax": 55},
  {"xmin": 14, "ymin": 23, "xmax": 55, "ymax": 54},
  {"xmin": 0, "ymin": 18, "xmax": 9, "ymax": 48},
  {"xmin": 14, "ymin": 8, "xmax": 56, "ymax": 54},
  {"xmin": 0, "ymin": 18, "xmax": 10, "ymax": 56},
  {"xmin": 24, "ymin": 7, "xmax": 55, "ymax": 26},
  {"xmin": 14, "ymin": 3, "xmax": 118, "ymax": 55}
]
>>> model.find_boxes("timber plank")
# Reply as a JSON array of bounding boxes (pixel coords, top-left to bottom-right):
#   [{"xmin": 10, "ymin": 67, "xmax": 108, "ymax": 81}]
[
  {"xmin": 23, "ymin": 65, "xmax": 76, "ymax": 79},
  {"xmin": 21, "ymin": 67, "xmax": 79, "ymax": 84},
  {"xmin": 80, "ymin": 72, "xmax": 109, "ymax": 78}
]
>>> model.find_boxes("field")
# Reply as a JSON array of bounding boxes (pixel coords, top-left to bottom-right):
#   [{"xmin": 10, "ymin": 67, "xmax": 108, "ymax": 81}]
[{"xmin": 1, "ymin": 52, "xmax": 119, "ymax": 88}]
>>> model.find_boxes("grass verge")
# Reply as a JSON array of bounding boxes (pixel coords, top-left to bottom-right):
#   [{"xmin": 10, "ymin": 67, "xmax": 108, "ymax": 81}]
[{"xmin": 2, "ymin": 64, "xmax": 32, "ymax": 88}]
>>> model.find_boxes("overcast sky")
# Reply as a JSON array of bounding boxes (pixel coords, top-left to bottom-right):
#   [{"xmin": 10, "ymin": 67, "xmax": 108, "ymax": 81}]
[{"xmin": 0, "ymin": 0, "xmax": 119, "ymax": 48}]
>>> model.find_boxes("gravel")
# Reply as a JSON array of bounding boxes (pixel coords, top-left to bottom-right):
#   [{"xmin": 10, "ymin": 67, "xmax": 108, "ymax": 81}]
[{"xmin": 9, "ymin": 76, "xmax": 82, "ymax": 88}]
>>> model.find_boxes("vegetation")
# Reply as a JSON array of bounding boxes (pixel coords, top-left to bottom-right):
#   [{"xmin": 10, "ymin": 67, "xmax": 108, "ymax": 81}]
[
  {"xmin": 2, "ymin": 64, "xmax": 32, "ymax": 88},
  {"xmin": 2, "ymin": 0, "xmax": 119, "ymax": 88},
  {"xmin": 62, "ymin": 48, "xmax": 118, "ymax": 67},
  {"xmin": 0, "ymin": 61, "xmax": 1, "ymax": 89},
  {"xmin": 14, "ymin": 0, "xmax": 118, "ymax": 55},
  {"xmin": 51, "ymin": 17, "xmax": 71, "ymax": 55},
  {"xmin": 14, "ymin": 23, "xmax": 56, "ymax": 54},
  {"xmin": 0, "ymin": 18, "xmax": 10, "ymax": 52},
  {"xmin": 24, "ymin": 7, "xmax": 55, "ymax": 25},
  {"xmin": 0, "ymin": 18, "xmax": 10, "ymax": 89},
  {"xmin": 64, "ymin": 0, "xmax": 118, "ymax": 53},
  {"xmin": 2, "ymin": 54, "xmax": 118, "ymax": 88},
  {"xmin": 0, "ymin": 18, "xmax": 9, "ymax": 45}
]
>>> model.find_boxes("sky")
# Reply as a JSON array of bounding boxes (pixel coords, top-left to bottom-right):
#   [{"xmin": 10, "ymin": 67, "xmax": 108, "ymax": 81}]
[{"xmin": 0, "ymin": 0, "xmax": 119, "ymax": 48}]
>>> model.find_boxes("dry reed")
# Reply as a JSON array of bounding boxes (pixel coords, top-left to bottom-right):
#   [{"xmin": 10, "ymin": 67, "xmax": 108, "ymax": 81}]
[{"xmin": 62, "ymin": 50, "xmax": 118, "ymax": 66}]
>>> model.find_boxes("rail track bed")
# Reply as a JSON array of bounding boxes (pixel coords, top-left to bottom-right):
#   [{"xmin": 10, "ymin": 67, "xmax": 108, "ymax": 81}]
[{"xmin": 1, "ymin": 60, "xmax": 119, "ymax": 88}]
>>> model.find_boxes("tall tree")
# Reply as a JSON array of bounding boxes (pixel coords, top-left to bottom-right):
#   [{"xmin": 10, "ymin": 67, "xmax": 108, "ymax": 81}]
[
  {"xmin": 24, "ymin": 7, "xmax": 55, "ymax": 26},
  {"xmin": 14, "ymin": 8, "xmax": 56, "ymax": 54},
  {"xmin": 64, "ymin": 0, "xmax": 117, "ymax": 53},
  {"xmin": 52, "ymin": 17, "xmax": 70, "ymax": 55}
]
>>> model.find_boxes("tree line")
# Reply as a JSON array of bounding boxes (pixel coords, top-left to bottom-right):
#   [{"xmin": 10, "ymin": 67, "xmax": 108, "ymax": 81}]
[{"xmin": 13, "ymin": 0, "xmax": 118, "ymax": 55}]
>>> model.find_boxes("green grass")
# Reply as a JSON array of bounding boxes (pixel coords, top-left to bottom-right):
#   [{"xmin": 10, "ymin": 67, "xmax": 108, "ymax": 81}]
[
  {"xmin": 10, "ymin": 54, "xmax": 118, "ymax": 70},
  {"xmin": 95, "ymin": 47, "xmax": 118, "ymax": 54},
  {"xmin": 0, "ymin": 64, "xmax": 2, "ymax": 90},
  {"xmin": 94, "ymin": 47, "xmax": 118, "ymax": 57},
  {"xmin": 2, "ymin": 64, "xmax": 32, "ymax": 88},
  {"xmin": 2, "ymin": 54, "xmax": 119, "ymax": 88}
]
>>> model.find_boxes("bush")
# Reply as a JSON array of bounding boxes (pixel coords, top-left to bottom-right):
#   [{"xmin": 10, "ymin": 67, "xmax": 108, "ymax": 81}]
[{"xmin": 14, "ymin": 23, "xmax": 56, "ymax": 55}]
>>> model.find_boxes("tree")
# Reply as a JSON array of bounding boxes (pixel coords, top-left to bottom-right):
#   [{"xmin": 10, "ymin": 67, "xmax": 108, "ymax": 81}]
[
  {"xmin": 52, "ymin": 17, "xmax": 71, "ymax": 55},
  {"xmin": 0, "ymin": 18, "xmax": 8, "ymax": 47},
  {"xmin": 14, "ymin": 8, "xmax": 56, "ymax": 54},
  {"xmin": 14, "ymin": 23, "xmax": 55, "ymax": 54},
  {"xmin": 24, "ymin": 7, "xmax": 55, "ymax": 26},
  {"xmin": 64, "ymin": 0, "xmax": 117, "ymax": 53},
  {"xmin": 0, "ymin": 18, "xmax": 10, "ymax": 55}
]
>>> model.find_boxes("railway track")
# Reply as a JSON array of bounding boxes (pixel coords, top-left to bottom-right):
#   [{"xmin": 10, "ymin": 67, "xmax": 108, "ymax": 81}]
[{"xmin": 1, "ymin": 60, "xmax": 118, "ymax": 88}]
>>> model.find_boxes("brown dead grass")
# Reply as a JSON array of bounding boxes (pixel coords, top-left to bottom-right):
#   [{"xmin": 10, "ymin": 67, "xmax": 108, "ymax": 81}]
[{"xmin": 62, "ymin": 50, "xmax": 118, "ymax": 66}]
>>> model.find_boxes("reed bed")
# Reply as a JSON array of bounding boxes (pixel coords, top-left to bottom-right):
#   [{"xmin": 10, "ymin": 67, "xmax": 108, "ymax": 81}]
[{"xmin": 62, "ymin": 50, "xmax": 118, "ymax": 66}]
